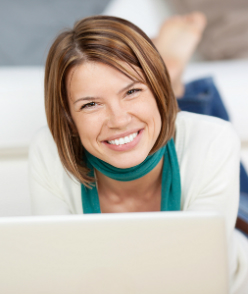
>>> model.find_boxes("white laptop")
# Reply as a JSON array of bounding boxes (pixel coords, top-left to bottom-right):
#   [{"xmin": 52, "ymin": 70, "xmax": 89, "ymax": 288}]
[{"xmin": 0, "ymin": 211, "xmax": 228, "ymax": 294}]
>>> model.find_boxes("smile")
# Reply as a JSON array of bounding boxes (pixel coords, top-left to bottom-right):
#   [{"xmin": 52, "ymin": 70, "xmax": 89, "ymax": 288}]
[{"xmin": 108, "ymin": 132, "xmax": 138, "ymax": 145}]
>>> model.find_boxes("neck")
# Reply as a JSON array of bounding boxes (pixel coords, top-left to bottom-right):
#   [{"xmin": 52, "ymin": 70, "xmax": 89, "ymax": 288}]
[{"xmin": 95, "ymin": 157, "xmax": 163, "ymax": 203}]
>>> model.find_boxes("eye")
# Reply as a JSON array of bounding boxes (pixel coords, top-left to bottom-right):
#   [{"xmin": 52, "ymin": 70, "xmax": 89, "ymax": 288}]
[
  {"xmin": 126, "ymin": 88, "xmax": 141, "ymax": 96},
  {"xmin": 81, "ymin": 102, "xmax": 97, "ymax": 110}
]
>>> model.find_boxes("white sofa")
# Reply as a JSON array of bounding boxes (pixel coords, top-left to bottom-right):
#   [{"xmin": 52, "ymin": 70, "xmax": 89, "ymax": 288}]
[
  {"xmin": 0, "ymin": 67, "xmax": 45, "ymax": 216},
  {"xmin": 0, "ymin": 60, "xmax": 248, "ymax": 217}
]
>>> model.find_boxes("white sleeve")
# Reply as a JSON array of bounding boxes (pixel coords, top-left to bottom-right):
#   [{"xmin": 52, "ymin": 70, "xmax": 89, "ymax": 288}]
[
  {"xmin": 185, "ymin": 122, "xmax": 240, "ymax": 241},
  {"xmin": 103, "ymin": 0, "xmax": 173, "ymax": 38},
  {"xmin": 178, "ymin": 117, "xmax": 241, "ymax": 286},
  {"xmin": 28, "ymin": 128, "xmax": 73, "ymax": 215}
]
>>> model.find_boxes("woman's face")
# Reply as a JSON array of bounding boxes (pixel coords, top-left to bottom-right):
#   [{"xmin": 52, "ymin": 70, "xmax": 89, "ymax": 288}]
[{"xmin": 66, "ymin": 62, "xmax": 162, "ymax": 168}]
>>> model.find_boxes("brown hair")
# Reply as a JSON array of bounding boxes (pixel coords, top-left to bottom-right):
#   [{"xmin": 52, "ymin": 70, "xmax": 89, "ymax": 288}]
[{"xmin": 45, "ymin": 15, "xmax": 178, "ymax": 186}]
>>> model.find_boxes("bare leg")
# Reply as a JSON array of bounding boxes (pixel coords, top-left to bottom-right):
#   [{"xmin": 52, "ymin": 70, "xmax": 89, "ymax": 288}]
[{"xmin": 153, "ymin": 12, "xmax": 207, "ymax": 97}]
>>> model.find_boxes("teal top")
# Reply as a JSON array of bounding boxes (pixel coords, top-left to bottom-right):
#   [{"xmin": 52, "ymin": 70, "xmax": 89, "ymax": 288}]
[{"xmin": 81, "ymin": 139, "xmax": 181, "ymax": 213}]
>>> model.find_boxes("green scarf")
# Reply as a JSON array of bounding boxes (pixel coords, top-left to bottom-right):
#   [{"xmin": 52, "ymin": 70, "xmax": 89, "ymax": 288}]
[{"xmin": 81, "ymin": 139, "xmax": 181, "ymax": 213}]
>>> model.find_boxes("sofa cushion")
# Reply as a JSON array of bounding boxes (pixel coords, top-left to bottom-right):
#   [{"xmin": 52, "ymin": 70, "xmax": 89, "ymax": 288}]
[
  {"xmin": 0, "ymin": 67, "xmax": 46, "ymax": 151},
  {"xmin": 0, "ymin": 158, "xmax": 30, "ymax": 216}
]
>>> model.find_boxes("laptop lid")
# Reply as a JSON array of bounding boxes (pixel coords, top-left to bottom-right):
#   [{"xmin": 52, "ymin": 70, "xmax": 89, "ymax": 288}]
[{"xmin": 0, "ymin": 211, "xmax": 228, "ymax": 294}]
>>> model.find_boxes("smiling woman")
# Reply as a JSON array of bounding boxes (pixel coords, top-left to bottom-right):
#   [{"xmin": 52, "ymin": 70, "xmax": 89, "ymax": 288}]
[
  {"xmin": 44, "ymin": 16, "xmax": 177, "ymax": 186},
  {"xmin": 29, "ymin": 15, "xmax": 248, "ymax": 293}
]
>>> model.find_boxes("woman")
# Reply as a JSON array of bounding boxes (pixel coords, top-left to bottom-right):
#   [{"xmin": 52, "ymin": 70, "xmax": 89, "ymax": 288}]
[{"xmin": 29, "ymin": 16, "xmax": 248, "ymax": 293}]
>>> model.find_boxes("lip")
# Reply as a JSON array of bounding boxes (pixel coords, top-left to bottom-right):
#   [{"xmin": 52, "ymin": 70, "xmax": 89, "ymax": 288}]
[
  {"xmin": 102, "ymin": 129, "xmax": 144, "ymax": 152},
  {"xmin": 102, "ymin": 128, "xmax": 142, "ymax": 142}
]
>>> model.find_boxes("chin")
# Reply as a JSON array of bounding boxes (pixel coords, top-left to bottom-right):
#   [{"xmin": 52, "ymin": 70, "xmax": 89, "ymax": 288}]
[{"xmin": 106, "ymin": 154, "xmax": 148, "ymax": 169}]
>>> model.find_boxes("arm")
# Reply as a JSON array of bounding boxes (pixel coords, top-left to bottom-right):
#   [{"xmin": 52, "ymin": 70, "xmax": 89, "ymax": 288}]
[
  {"xmin": 185, "ymin": 121, "xmax": 240, "ymax": 240},
  {"xmin": 28, "ymin": 128, "xmax": 75, "ymax": 215},
  {"xmin": 178, "ymin": 117, "xmax": 241, "ymax": 284}
]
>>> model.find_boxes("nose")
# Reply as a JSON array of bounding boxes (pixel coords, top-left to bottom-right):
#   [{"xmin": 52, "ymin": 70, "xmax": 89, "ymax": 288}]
[{"xmin": 106, "ymin": 102, "xmax": 132, "ymax": 129}]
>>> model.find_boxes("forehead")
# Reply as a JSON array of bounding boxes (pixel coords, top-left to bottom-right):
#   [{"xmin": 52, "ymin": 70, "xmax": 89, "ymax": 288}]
[{"xmin": 66, "ymin": 61, "xmax": 145, "ymax": 99}]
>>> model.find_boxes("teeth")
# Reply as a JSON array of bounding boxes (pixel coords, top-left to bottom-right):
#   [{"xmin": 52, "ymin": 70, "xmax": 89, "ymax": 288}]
[
  {"xmin": 108, "ymin": 132, "xmax": 138, "ymax": 145},
  {"xmin": 124, "ymin": 137, "xmax": 130, "ymax": 143}
]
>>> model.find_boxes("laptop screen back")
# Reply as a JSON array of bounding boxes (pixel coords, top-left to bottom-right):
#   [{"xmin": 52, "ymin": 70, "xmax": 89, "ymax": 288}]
[{"xmin": 0, "ymin": 211, "xmax": 228, "ymax": 294}]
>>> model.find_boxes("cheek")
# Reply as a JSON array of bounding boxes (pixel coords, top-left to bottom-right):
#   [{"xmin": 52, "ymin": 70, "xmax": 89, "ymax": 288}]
[
  {"xmin": 135, "ymin": 97, "xmax": 161, "ymax": 130},
  {"xmin": 145, "ymin": 100, "xmax": 162, "ymax": 141},
  {"xmin": 154, "ymin": 105, "xmax": 162, "ymax": 131},
  {"xmin": 151, "ymin": 107, "xmax": 162, "ymax": 140},
  {"xmin": 73, "ymin": 114, "xmax": 102, "ymax": 147}
]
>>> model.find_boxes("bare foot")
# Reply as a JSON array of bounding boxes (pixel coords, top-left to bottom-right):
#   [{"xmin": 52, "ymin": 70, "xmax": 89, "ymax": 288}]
[{"xmin": 153, "ymin": 12, "xmax": 207, "ymax": 97}]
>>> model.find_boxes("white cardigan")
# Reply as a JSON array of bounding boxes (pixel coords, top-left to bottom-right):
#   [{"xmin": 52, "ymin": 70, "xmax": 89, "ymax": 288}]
[{"xmin": 29, "ymin": 111, "xmax": 248, "ymax": 293}]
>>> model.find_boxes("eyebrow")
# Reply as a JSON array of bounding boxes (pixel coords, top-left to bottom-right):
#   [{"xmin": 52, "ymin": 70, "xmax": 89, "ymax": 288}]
[
  {"xmin": 73, "ymin": 81, "xmax": 141, "ymax": 105},
  {"xmin": 73, "ymin": 96, "xmax": 99, "ymax": 105},
  {"xmin": 117, "ymin": 81, "xmax": 139, "ymax": 94}
]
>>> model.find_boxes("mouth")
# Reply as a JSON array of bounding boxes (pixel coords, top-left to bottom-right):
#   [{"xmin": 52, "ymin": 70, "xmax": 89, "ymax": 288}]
[
  {"xmin": 102, "ymin": 129, "xmax": 143, "ymax": 151},
  {"xmin": 107, "ymin": 131, "xmax": 139, "ymax": 146}
]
